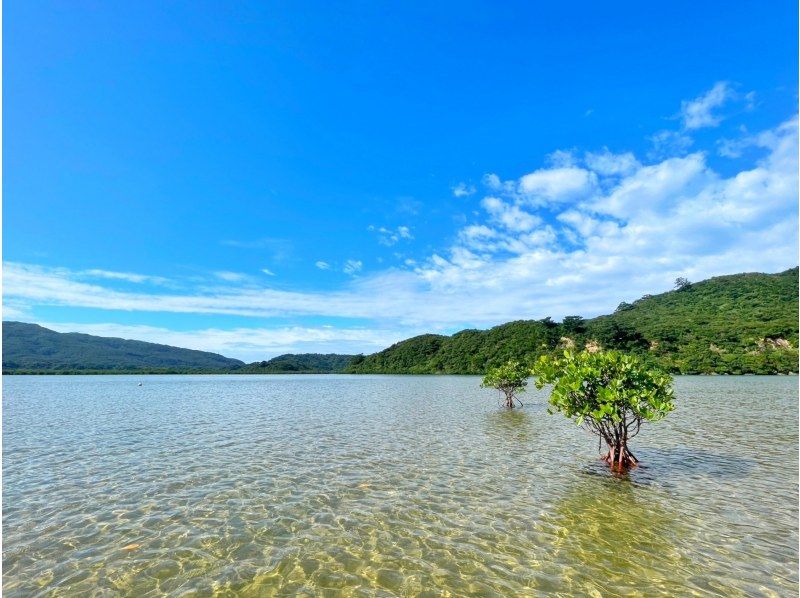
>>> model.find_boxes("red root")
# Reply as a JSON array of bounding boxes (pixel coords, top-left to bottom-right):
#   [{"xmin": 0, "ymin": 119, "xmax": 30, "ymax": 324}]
[{"xmin": 600, "ymin": 446, "xmax": 638, "ymax": 470}]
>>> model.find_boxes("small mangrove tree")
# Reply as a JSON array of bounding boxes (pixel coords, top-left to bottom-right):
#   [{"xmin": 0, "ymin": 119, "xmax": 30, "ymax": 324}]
[
  {"xmin": 481, "ymin": 360, "xmax": 528, "ymax": 408},
  {"xmin": 532, "ymin": 351, "xmax": 674, "ymax": 470}
]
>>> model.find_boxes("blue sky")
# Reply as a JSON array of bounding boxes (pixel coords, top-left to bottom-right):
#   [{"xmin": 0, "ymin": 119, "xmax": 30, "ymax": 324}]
[{"xmin": 4, "ymin": 1, "xmax": 798, "ymax": 360}]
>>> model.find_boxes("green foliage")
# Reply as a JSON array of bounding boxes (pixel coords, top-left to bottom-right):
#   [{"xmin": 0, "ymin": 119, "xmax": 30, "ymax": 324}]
[
  {"xmin": 532, "ymin": 351, "xmax": 674, "ymax": 426},
  {"xmin": 481, "ymin": 359, "xmax": 528, "ymax": 406},
  {"xmin": 674, "ymin": 277, "xmax": 692, "ymax": 291},
  {"xmin": 345, "ymin": 268, "xmax": 799, "ymax": 375},
  {"xmin": 562, "ymin": 316, "xmax": 586, "ymax": 335},
  {"xmin": 236, "ymin": 353, "xmax": 356, "ymax": 374},
  {"xmin": 344, "ymin": 334, "xmax": 448, "ymax": 374}
]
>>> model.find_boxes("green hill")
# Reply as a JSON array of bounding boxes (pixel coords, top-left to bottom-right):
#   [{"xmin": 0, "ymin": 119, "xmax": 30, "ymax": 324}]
[
  {"xmin": 346, "ymin": 268, "xmax": 799, "ymax": 375},
  {"xmin": 2, "ymin": 322, "xmax": 244, "ymax": 373},
  {"xmin": 237, "ymin": 353, "xmax": 356, "ymax": 373}
]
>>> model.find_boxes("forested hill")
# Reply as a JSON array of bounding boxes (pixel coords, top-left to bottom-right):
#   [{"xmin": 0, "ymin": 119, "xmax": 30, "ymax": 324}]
[
  {"xmin": 346, "ymin": 268, "xmax": 799, "ymax": 375},
  {"xmin": 2, "ymin": 322, "xmax": 245, "ymax": 373},
  {"xmin": 236, "ymin": 353, "xmax": 356, "ymax": 373}
]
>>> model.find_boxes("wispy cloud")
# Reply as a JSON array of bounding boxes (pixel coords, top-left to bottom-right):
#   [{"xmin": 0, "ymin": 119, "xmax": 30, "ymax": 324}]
[
  {"xmin": 315, "ymin": 261, "xmax": 331, "ymax": 270},
  {"xmin": 214, "ymin": 271, "xmax": 250, "ymax": 282},
  {"xmin": 367, "ymin": 225, "xmax": 414, "ymax": 246},
  {"xmin": 648, "ymin": 130, "xmax": 694, "ymax": 160},
  {"xmin": 452, "ymin": 182, "xmax": 476, "ymax": 197},
  {"xmin": 343, "ymin": 259, "xmax": 363, "ymax": 275},
  {"xmin": 81, "ymin": 269, "xmax": 170, "ymax": 285},
  {"xmin": 221, "ymin": 237, "xmax": 293, "ymax": 262},
  {"xmin": 680, "ymin": 81, "xmax": 735, "ymax": 129},
  {"xmin": 37, "ymin": 321, "xmax": 423, "ymax": 362},
  {"xmin": 261, "ymin": 268, "xmax": 276, "ymax": 276}
]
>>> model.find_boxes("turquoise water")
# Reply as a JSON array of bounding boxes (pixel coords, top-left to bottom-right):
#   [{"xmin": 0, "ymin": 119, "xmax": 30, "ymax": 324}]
[{"xmin": 3, "ymin": 375, "xmax": 798, "ymax": 596}]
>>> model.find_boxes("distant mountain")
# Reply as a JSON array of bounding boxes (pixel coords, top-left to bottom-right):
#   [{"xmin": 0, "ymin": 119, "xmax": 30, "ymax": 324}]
[
  {"xmin": 346, "ymin": 268, "xmax": 799, "ymax": 375},
  {"xmin": 2, "ymin": 322, "xmax": 244, "ymax": 373},
  {"xmin": 237, "ymin": 353, "xmax": 357, "ymax": 374}
]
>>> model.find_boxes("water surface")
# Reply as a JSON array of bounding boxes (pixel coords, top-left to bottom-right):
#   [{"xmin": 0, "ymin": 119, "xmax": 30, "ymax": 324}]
[{"xmin": 3, "ymin": 375, "xmax": 798, "ymax": 596}]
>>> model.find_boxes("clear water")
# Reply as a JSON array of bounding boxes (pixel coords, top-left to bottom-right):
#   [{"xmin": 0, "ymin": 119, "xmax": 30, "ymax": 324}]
[{"xmin": 3, "ymin": 375, "xmax": 798, "ymax": 596}]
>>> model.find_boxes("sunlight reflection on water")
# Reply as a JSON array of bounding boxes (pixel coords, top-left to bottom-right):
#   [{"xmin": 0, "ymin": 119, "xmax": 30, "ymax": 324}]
[{"xmin": 3, "ymin": 374, "xmax": 798, "ymax": 596}]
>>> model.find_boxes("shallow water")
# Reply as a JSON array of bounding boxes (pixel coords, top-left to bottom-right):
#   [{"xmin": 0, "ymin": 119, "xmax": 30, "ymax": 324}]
[{"xmin": 3, "ymin": 374, "xmax": 798, "ymax": 596}]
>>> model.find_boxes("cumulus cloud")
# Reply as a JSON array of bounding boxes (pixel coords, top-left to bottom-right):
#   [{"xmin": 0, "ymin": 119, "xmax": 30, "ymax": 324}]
[
  {"xmin": 518, "ymin": 166, "xmax": 597, "ymax": 204},
  {"xmin": 584, "ymin": 149, "xmax": 640, "ymax": 176},
  {"xmin": 480, "ymin": 197, "xmax": 541, "ymax": 232},
  {"xmin": 419, "ymin": 116, "xmax": 797, "ymax": 314}
]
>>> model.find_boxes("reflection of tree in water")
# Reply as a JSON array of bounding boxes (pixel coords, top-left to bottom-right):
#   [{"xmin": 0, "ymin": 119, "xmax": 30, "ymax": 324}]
[
  {"xmin": 538, "ymin": 477, "xmax": 703, "ymax": 596},
  {"xmin": 484, "ymin": 409, "xmax": 532, "ymax": 443}
]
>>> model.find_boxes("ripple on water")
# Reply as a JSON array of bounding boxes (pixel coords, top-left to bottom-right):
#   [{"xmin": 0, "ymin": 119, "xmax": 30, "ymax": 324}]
[{"xmin": 3, "ymin": 374, "xmax": 798, "ymax": 596}]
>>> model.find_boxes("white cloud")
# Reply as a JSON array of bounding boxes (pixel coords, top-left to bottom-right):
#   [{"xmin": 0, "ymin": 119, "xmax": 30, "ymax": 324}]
[
  {"xmin": 81, "ymin": 269, "xmax": 169, "ymax": 285},
  {"xmin": 452, "ymin": 182, "xmax": 476, "ymax": 197},
  {"xmin": 315, "ymin": 261, "xmax": 331, "ymax": 270},
  {"xmin": 648, "ymin": 130, "xmax": 694, "ymax": 160},
  {"xmin": 261, "ymin": 268, "xmax": 275, "ymax": 276},
  {"xmin": 680, "ymin": 81, "xmax": 734, "ymax": 129},
  {"xmin": 37, "ymin": 321, "xmax": 422, "ymax": 362},
  {"xmin": 368, "ymin": 225, "xmax": 414, "ymax": 246},
  {"xmin": 518, "ymin": 166, "xmax": 597, "ymax": 204},
  {"xmin": 483, "ymin": 173, "xmax": 502, "ymax": 190},
  {"xmin": 214, "ymin": 271, "xmax": 249, "ymax": 282},
  {"xmin": 584, "ymin": 149, "xmax": 640, "ymax": 176},
  {"xmin": 592, "ymin": 153, "xmax": 711, "ymax": 218},
  {"xmin": 546, "ymin": 149, "xmax": 577, "ymax": 168},
  {"xmin": 557, "ymin": 210, "xmax": 619, "ymax": 239},
  {"xmin": 481, "ymin": 197, "xmax": 541, "ymax": 232},
  {"xmin": 343, "ymin": 260, "xmax": 363, "ymax": 275}
]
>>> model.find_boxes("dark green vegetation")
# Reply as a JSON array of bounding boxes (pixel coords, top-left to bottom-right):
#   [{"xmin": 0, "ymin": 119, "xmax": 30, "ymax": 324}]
[
  {"xmin": 346, "ymin": 268, "xmax": 799, "ymax": 375},
  {"xmin": 2, "ymin": 322, "xmax": 244, "ymax": 373},
  {"xmin": 2, "ymin": 322, "xmax": 358, "ymax": 374},
  {"xmin": 235, "ymin": 353, "xmax": 356, "ymax": 374},
  {"xmin": 532, "ymin": 351, "xmax": 675, "ymax": 469}
]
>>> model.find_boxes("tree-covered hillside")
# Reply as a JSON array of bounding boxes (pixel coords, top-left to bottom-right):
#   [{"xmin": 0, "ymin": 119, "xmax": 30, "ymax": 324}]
[
  {"xmin": 346, "ymin": 268, "xmax": 799, "ymax": 375},
  {"xmin": 2, "ymin": 322, "xmax": 244, "ymax": 373},
  {"xmin": 237, "ymin": 353, "xmax": 356, "ymax": 373}
]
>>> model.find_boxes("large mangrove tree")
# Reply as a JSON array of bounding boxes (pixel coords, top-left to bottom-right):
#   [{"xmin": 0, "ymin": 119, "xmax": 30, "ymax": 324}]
[{"xmin": 532, "ymin": 350, "xmax": 675, "ymax": 470}]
